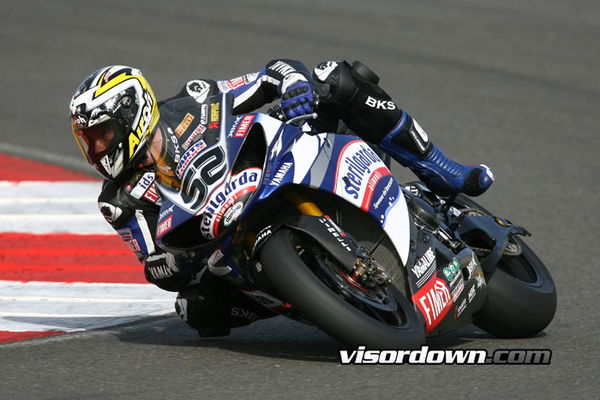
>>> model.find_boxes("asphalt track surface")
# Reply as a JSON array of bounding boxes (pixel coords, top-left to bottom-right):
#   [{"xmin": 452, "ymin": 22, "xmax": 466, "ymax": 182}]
[{"xmin": 1, "ymin": 0, "xmax": 599, "ymax": 398}]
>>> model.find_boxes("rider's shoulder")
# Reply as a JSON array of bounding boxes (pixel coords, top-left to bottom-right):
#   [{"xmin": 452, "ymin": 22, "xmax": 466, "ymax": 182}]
[{"xmin": 159, "ymin": 79, "xmax": 219, "ymax": 108}]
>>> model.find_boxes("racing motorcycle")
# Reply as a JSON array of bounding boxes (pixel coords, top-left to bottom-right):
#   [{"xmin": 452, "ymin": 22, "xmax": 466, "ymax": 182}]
[{"xmin": 150, "ymin": 93, "xmax": 556, "ymax": 348}]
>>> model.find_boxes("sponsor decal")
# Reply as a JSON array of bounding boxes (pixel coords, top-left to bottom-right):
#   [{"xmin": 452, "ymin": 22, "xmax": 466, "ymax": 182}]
[
  {"xmin": 373, "ymin": 178, "xmax": 393, "ymax": 210},
  {"xmin": 116, "ymin": 228, "xmax": 133, "ymax": 240},
  {"xmin": 71, "ymin": 115, "xmax": 87, "ymax": 129},
  {"xmin": 468, "ymin": 285, "xmax": 476, "ymax": 303},
  {"xmin": 208, "ymin": 102, "xmax": 220, "ymax": 129},
  {"xmin": 443, "ymin": 257, "xmax": 461, "ymax": 283},
  {"xmin": 269, "ymin": 60, "xmax": 295, "ymax": 76},
  {"xmin": 365, "ymin": 95, "xmax": 396, "ymax": 110},
  {"xmin": 175, "ymin": 140, "xmax": 208, "ymax": 178},
  {"xmin": 412, "ymin": 119, "xmax": 429, "ymax": 144},
  {"xmin": 130, "ymin": 172, "xmax": 154, "ymax": 199},
  {"xmin": 270, "ymin": 161, "xmax": 293, "ymax": 186},
  {"xmin": 200, "ymin": 104, "xmax": 209, "ymax": 124},
  {"xmin": 223, "ymin": 201, "xmax": 244, "ymax": 226},
  {"xmin": 413, "ymin": 277, "xmax": 452, "ymax": 331},
  {"xmin": 159, "ymin": 205, "xmax": 174, "ymax": 220},
  {"xmin": 165, "ymin": 127, "xmax": 182, "ymax": 163},
  {"xmin": 451, "ymin": 278, "xmax": 465, "ymax": 302},
  {"xmin": 456, "ymin": 298, "xmax": 468, "ymax": 318},
  {"xmin": 228, "ymin": 76, "xmax": 246, "ymax": 90},
  {"xmin": 234, "ymin": 114, "xmax": 255, "ymax": 138},
  {"xmin": 200, "ymin": 168, "xmax": 261, "ymax": 239},
  {"xmin": 125, "ymin": 238, "xmax": 141, "ymax": 253},
  {"xmin": 210, "ymin": 102, "xmax": 219, "ymax": 122},
  {"xmin": 182, "ymin": 123, "xmax": 206, "ymax": 150},
  {"xmin": 230, "ymin": 307, "xmax": 258, "ymax": 322},
  {"xmin": 186, "ymin": 80, "xmax": 211, "ymax": 103},
  {"xmin": 412, "ymin": 247, "xmax": 436, "ymax": 287},
  {"xmin": 252, "ymin": 225, "xmax": 272, "ymax": 254},
  {"xmin": 143, "ymin": 182, "xmax": 160, "ymax": 203},
  {"xmin": 174, "ymin": 113, "xmax": 194, "ymax": 137},
  {"xmin": 318, "ymin": 215, "xmax": 352, "ymax": 252},
  {"xmin": 175, "ymin": 113, "xmax": 194, "ymax": 138},
  {"xmin": 228, "ymin": 115, "xmax": 243, "ymax": 137},
  {"xmin": 116, "ymin": 228, "xmax": 144, "ymax": 259},
  {"xmin": 466, "ymin": 254, "xmax": 478, "ymax": 277},
  {"xmin": 334, "ymin": 141, "xmax": 390, "ymax": 212},
  {"xmin": 127, "ymin": 88, "xmax": 156, "ymax": 158},
  {"xmin": 156, "ymin": 216, "xmax": 172, "ymax": 237},
  {"xmin": 217, "ymin": 80, "xmax": 233, "ymax": 93}
]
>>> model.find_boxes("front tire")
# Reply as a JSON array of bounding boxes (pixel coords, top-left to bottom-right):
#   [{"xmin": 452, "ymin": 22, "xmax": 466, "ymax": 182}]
[{"xmin": 260, "ymin": 229, "xmax": 425, "ymax": 348}]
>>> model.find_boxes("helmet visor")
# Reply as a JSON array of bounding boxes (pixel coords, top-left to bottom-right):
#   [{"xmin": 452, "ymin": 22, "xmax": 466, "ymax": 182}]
[{"xmin": 73, "ymin": 119, "xmax": 124, "ymax": 165}]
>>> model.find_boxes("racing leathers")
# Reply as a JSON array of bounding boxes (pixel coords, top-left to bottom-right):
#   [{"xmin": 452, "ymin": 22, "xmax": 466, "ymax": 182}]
[{"xmin": 97, "ymin": 58, "xmax": 494, "ymax": 336}]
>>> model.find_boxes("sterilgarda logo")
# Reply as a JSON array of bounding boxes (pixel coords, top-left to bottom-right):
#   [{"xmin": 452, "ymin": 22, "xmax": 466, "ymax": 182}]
[
  {"xmin": 200, "ymin": 168, "xmax": 262, "ymax": 239},
  {"xmin": 335, "ymin": 141, "xmax": 390, "ymax": 209}
]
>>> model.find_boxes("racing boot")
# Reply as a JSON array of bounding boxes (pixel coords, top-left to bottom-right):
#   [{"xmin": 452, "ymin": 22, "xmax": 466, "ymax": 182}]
[{"xmin": 379, "ymin": 112, "xmax": 494, "ymax": 196}]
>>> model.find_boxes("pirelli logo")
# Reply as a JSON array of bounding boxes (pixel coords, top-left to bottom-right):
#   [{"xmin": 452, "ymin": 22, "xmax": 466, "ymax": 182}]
[{"xmin": 174, "ymin": 113, "xmax": 195, "ymax": 137}]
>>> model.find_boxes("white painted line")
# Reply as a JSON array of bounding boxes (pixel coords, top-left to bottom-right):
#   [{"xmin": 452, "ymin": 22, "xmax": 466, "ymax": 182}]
[
  {"xmin": 0, "ymin": 296, "xmax": 173, "ymax": 303},
  {"xmin": 0, "ymin": 312, "xmax": 126, "ymax": 318},
  {"xmin": 0, "ymin": 281, "xmax": 176, "ymax": 332},
  {"xmin": 0, "ymin": 180, "xmax": 113, "ymax": 234},
  {"xmin": 0, "ymin": 198, "xmax": 96, "ymax": 205},
  {"xmin": 0, "ymin": 214, "xmax": 106, "ymax": 220}
]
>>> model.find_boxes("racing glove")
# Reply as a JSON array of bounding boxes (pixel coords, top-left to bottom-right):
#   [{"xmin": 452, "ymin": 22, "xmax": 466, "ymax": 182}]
[{"xmin": 280, "ymin": 73, "xmax": 315, "ymax": 120}]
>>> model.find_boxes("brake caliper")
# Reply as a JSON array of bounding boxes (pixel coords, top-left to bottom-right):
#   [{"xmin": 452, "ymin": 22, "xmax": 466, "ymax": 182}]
[{"xmin": 350, "ymin": 251, "xmax": 390, "ymax": 289}]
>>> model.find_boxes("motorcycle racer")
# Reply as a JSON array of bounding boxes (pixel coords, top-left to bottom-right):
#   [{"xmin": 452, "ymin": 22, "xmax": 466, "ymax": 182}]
[{"xmin": 69, "ymin": 59, "xmax": 494, "ymax": 336}]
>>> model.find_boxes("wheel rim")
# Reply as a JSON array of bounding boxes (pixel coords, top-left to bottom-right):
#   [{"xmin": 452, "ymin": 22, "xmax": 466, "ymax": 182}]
[{"xmin": 292, "ymin": 235, "xmax": 412, "ymax": 329}]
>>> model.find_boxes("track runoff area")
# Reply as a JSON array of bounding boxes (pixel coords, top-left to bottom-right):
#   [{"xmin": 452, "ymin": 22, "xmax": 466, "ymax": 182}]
[{"xmin": 0, "ymin": 153, "xmax": 174, "ymax": 344}]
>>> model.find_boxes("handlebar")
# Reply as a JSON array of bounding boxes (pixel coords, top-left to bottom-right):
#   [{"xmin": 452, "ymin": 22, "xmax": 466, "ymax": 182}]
[{"xmin": 266, "ymin": 105, "xmax": 318, "ymax": 126}]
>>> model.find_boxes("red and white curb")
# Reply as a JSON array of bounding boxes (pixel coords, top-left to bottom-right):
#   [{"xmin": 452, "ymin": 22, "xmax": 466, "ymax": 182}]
[{"xmin": 0, "ymin": 153, "xmax": 174, "ymax": 343}]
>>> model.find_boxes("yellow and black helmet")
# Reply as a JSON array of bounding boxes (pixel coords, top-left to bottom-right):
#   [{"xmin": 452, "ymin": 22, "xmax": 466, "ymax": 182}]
[{"xmin": 69, "ymin": 66, "xmax": 160, "ymax": 180}]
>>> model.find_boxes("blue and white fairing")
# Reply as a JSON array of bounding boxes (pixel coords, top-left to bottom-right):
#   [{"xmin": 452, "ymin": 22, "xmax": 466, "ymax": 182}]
[
  {"xmin": 258, "ymin": 130, "xmax": 412, "ymax": 264},
  {"xmin": 153, "ymin": 93, "xmax": 411, "ymax": 265}
]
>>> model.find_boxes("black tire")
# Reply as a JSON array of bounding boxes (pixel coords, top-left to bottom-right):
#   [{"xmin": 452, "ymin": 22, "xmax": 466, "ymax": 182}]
[
  {"xmin": 473, "ymin": 237, "xmax": 557, "ymax": 338},
  {"xmin": 452, "ymin": 194, "xmax": 557, "ymax": 338},
  {"xmin": 260, "ymin": 229, "xmax": 425, "ymax": 348}
]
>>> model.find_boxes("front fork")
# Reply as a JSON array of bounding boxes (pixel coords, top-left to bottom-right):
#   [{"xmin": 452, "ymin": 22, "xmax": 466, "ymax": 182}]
[{"xmin": 279, "ymin": 188, "xmax": 391, "ymax": 290}]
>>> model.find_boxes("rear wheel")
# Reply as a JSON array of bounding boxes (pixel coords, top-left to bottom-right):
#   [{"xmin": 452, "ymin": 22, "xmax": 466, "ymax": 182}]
[
  {"xmin": 473, "ymin": 236, "xmax": 557, "ymax": 337},
  {"xmin": 453, "ymin": 194, "xmax": 557, "ymax": 337},
  {"xmin": 260, "ymin": 229, "xmax": 425, "ymax": 348}
]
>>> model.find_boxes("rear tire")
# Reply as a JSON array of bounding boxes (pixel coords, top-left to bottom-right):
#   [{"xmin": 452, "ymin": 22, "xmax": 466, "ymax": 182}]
[
  {"xmin": 473, "ymin": 237, "xmax": 557, "ymax": 337},
  {"xmin": 260, "ymin": 229, "xmax": 425, "ymax": 348},
  {"xmin": 452, "ymin": 194, "xmax": 557, "ymax": 338}
]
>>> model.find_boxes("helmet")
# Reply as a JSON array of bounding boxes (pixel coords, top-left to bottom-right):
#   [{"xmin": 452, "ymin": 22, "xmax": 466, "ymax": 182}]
[{"xmin": 69, "ymin": 66, "xmax": 160, "ymax": 180}]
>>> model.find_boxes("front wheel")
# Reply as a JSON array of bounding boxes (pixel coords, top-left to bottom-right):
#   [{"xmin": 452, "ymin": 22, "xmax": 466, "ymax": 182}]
[{"xmin": 260, "ymin": 229, "xmax": 425, "ymax": 348}]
